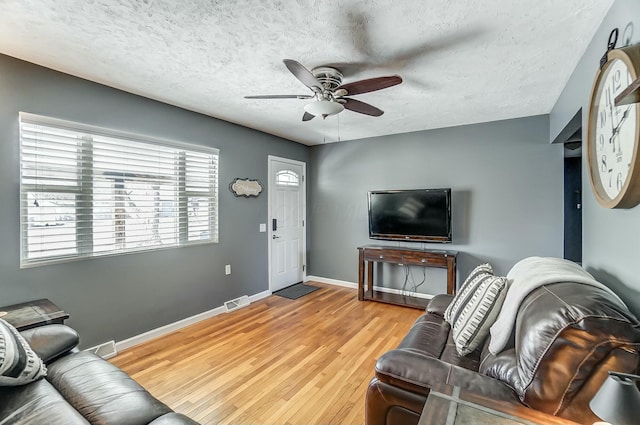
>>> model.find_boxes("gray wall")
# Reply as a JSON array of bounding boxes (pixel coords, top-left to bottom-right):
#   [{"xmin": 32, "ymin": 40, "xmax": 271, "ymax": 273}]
[
  {"xmin": 308, "ymin": 115, "xmax": 564, "ymax": 293},
  {"xmin": 0, "ymin": 54, "xmax": 308, "ymax": 348},
  {"xmin": 550, "ymin": 0, "xmax": 640, "ymax": 317}
]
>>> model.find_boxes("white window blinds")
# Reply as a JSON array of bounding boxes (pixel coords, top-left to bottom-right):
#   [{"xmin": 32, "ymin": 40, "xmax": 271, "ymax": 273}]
[{"xmin": 19, "ymin": 113, "xmax": 219, "ymax": 267}]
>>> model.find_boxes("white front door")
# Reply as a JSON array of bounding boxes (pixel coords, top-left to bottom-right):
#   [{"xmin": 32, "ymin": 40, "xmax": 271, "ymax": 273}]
[{"xmin": 269, "ymin": 157, "xmax": 305, "ymax": 292}]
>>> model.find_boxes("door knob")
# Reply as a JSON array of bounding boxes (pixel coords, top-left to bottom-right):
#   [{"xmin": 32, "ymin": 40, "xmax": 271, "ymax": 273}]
[{"xmin": 272, "ymin": 235, "xmax": 281, "ymax": 239}]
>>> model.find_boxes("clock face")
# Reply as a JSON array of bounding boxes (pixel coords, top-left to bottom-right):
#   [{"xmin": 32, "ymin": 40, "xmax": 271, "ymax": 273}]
[{"xmin": 593, "ymin": 58, "xmax": 638, "ymax": 200}]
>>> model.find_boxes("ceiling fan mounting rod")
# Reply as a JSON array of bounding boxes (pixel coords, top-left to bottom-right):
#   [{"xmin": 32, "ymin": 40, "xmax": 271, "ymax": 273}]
[{"xmin": 311, "ymin": 66, "xmax": 343, "ymax": 91}]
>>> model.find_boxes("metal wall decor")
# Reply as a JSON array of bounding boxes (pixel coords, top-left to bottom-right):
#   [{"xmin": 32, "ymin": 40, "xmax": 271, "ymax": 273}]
[{"xmin": 229, "ymin": 178, "xmax": 263, "ymax": 198}]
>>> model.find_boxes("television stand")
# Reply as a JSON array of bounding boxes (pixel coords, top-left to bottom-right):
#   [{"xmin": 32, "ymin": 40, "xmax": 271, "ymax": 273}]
[{"xmin": 357, "ymin": 245, "xmax": 458, "ymax": 309}]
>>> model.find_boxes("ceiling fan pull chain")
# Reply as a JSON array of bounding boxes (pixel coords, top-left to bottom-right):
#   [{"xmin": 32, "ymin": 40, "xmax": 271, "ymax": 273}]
[
  {"xmin": 323, "ymin": 116, "xmax": 326, "ymax": 144},
  {"xmin": 600, "ymin": 28, "xmax": 619, "ymax": 69}
]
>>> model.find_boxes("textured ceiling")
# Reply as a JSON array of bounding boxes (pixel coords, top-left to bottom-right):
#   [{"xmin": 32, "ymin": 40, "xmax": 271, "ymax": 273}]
[{"xmin": 0, "ymin": 0, "xmax": 613, "ymax": 145}]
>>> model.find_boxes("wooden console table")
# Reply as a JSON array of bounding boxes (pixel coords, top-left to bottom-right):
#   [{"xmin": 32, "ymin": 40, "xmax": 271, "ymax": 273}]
[{"xmin": 357, "ymin": 245, "xmax": 457, "ymax": 309}]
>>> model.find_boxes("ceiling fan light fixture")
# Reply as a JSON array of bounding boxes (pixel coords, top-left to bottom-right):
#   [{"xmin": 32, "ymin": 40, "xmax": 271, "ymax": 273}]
[{"xmin": 304, "ymin": 100, "xmax": 344, "ymax": 117}]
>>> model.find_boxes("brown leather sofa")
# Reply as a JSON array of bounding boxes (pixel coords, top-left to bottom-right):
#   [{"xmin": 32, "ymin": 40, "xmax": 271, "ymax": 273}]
[
  {"xmin": 0, "ymin": 324, "xmax": 199, "ymax": 425},
  {"xmin": 366, "ymin": 281, "xmax": 640, "ymax": 425}
]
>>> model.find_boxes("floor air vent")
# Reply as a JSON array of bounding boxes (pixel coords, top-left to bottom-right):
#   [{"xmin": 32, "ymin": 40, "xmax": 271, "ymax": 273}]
[
  {"xmin": 224, "ymin": 295, "xmax": 250, "ymax": 312},
  {"xmin": 86, "ymin": 340, "xmax": 117, "ymax": 359}
]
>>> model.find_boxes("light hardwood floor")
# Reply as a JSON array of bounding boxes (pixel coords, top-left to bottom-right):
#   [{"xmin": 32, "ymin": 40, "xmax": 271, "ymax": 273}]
[{"xmin": 110, "ymin": 283, "xmax": 424, "ymax": 424}]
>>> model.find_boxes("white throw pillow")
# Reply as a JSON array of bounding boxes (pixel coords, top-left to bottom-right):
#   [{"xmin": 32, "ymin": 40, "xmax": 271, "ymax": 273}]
[
  {"xmin": 444, "ymin": 263, "xmax": 494, "ymax": 323},
  {"xmin": 444, "ymin": 264, "xmax": 508, "ymax": 356},
  {"xmin": 450, "ymin": 274, "xmax": 508, "ymax": 355},
  {"xmin": 0, "ymin": 319, "xmax": 47, "ymax": 386}
]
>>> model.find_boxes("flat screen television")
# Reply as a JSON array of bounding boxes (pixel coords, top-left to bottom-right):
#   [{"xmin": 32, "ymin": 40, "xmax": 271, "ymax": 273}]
[{"xmin": 368, "ymin": 189, "xmax": 452, "ymax": 243}]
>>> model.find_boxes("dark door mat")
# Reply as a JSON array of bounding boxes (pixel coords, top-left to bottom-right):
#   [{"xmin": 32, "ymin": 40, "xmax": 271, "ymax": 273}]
[{"xmin": 273, "ymin": 283, "xmax": 320, "ymax": 300}]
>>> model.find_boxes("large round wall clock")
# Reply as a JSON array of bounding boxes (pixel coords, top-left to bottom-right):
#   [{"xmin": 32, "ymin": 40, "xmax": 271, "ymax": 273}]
[{"xmin": 587, "ymin": 45, "xmax": 640, "ymax": 208}]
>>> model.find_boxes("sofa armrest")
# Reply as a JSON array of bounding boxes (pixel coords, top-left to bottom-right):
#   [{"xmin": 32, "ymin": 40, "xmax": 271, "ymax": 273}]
[
  {"xmin": 426, "ymin": 294, "xmax": 453, "ymax": 316},
  {"xmin": 375, "ymin": 349, "xmax": 451, "ymax": 396},
  {"xmin": 20, "ymin": 324, "xmax": 79, "ymax": 363},
  {"xmin": 375, "ymin": 348, "xmax": 520, "ymax": 402}
]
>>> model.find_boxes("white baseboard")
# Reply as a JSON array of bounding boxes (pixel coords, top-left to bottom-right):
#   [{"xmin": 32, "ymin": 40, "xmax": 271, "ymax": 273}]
[
  {"xmin": 306, "ymin": 275, "xmax": 357, "ymax": 289},
  {"xmin": 306, "ymin": 275, "xmax": 434, "ymax": 300},
  {"xmin": 249, "ymin": 290, "xmax": 271, "ymax": 302},
  {"xmin": 115, "ymin": 306, "xmax": 226, "ymax": 352},
  {"xmin": 115, "ymin": 289, "xmax": 272, "ymax": 352},
  {"xmin": 374, "ymin": 286, "xmax": 434, "ymax": 300}
]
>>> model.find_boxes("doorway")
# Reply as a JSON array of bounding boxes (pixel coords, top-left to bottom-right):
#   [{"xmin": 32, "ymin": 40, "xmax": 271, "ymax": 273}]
[
  {"xmin": 268, "ymin": 156, "xmax": 306, "ymax": 292},
  {"xmin": 554, "ymin": 109, "xmax": 582, "ymax": 264},
  {"xmin": 564, "ymin": 153, "xmax": 582, "ymax": 263}
]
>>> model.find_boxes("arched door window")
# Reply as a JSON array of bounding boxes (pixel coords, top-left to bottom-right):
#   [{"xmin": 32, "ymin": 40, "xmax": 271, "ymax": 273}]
[{"xmin": 276, "ymin": 170, "xmax": 300, "ymax": 187}]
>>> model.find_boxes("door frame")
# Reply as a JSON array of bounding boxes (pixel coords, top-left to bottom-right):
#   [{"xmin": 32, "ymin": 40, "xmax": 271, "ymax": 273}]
[{"xmin": 267, "ymin": 155, "xmax": 307, "ymax": 293}]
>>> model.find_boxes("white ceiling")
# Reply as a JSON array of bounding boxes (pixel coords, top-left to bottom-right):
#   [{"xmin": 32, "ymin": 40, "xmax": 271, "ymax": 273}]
[{"xmin": 0, "ymin": 1, "xmax": 612, "ymax": 146}]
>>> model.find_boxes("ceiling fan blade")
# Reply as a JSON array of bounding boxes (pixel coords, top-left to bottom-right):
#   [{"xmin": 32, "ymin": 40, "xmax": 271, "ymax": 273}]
[
  {"xmin": 244, "ymin": 94, "xmax": 313, "ymax": 99},
  {"xmin": 302, "ymin": 112, "xmax": 315, "ymax": 121},
  {"xmin": 340, "ymin": 4, "xmax": 484, "ymax": 71},
  {"xmin": 283, "ymin": 59, "xmax": 322, "ymax": 90},
  {"xmin": 337, "ymin": 76, "xmax": 402, "ymax": 96},
  {"xmin": 343, "ymin": 98, "xmax": 383, "ymax": 117},
  {"xmin": 342, "ymin": 5, "xmax": 374, "ymax": 59},
  {"xmin": 384, "ymin": 27, "xmax": 485, "ymax": 67},
  {"xmin": 321, "ymin": 61, "xmax": 373, "ymax": 78}
]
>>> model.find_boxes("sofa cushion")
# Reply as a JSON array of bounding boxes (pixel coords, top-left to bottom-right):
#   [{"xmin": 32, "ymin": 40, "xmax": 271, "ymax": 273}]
[
  {"xmin": 440, "ymin": 331, "xmax": 483, "ymax": 371},
  {"xmin": 488, "ymin": 256, "xmax": 625, "ymax": 355},
  {"xmin": 397, "ymin": 314, "xmax": 451, "ymax": 358},
  {"xmin": 46, "ymin": 351, "xmax": 173, "ymax": 425},
  {"xmin": 481, "ymin": 282, "xmax": 640, "ymax": 418},
  {"xmin": 0, "ymin": 377, "xmax": 89, "ymax": 424},
  {"xmin": 0, "ymin": 319, "xmax": 47, "ymax": 386},
  {"xmin": 397, "ymin": 312, "xmax": 482, "ymax": 370}
]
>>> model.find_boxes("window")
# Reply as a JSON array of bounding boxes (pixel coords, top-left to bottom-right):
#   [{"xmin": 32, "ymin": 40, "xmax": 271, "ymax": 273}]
[
  {"xmin": 19, "ymin": 113, "xmax": 219, "ymax": 267},
  {"xmin": 276, "ymin": 170, "xmax": 300, "ymax": 187}
]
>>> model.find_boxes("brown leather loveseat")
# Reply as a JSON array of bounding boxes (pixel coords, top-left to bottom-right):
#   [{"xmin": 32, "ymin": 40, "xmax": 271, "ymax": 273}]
[{"xmin": 366, "ymin": 280, "xmax": 640, "ymax": 425}]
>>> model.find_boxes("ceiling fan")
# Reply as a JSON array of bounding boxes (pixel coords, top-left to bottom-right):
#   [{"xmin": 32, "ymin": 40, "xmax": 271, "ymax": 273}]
[{"xmin": 245, "ymin": 59, "xmax": 402, "ymax": 121}]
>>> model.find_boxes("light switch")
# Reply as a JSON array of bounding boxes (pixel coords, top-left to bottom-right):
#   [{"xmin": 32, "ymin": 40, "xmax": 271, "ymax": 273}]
[{"xmin": 259, "ymin": 223, "xmax": 266, "ymax": 232}]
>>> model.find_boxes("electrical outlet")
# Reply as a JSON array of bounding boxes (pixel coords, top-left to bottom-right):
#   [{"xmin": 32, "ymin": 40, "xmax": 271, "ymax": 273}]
[{"xmin": 225, "ymin": 264, "xmax": 231, "ymax": 275}]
